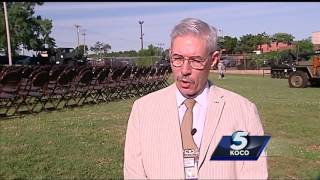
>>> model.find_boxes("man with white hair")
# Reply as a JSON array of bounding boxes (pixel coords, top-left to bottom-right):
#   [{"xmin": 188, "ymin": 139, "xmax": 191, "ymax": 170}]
[{"xmin": 124, "ymin": 18, "xmax": 268, "ymax": 179}]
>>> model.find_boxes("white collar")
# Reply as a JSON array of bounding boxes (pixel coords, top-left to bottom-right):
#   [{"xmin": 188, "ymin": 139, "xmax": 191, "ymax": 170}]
[{"xmin": 176, "ymin": 81, "xmax": 210, "ymax": 108}]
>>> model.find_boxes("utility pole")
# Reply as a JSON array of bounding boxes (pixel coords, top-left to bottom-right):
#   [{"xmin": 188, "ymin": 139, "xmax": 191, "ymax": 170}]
[
  {"xmin": 74, "ymin": 24, "xmax": 81, "ymax": 48},
  {"xmin": 82, "ymin": 31, "xmax": 86, "ymax": 55},
  {"xmin": 139, "ymin": 21, "xmax": 144, "ymax": 51},
  {"xmin": 3, "ymin": 2, "xmax": 12, "ymax": 66}
]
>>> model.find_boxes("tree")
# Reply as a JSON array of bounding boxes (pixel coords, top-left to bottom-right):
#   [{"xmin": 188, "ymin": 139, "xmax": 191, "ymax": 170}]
[
  {"xmin": 138, "ymin": 44, "xmax": 162, "ymax": 56},
  {"xmin": 236, "ymin": 34, "xmax": 257, "ymax": 53},
  {"xmin": 107, "ymin": 50, "xmax": 138, "ymax": 57},
  {"xmin": 0, "ymin": 2, "xmax": 55, "ymax": 55},
  {"xmin": 222, "ymin": 36, "xmax": 238, "ymax": 54},
  {"xmin": 295, "ymin": 38, "xmax": 313, "ymax": 54},
  {"xmin": 217, "ymin": 36, "xmax": 224, "ymax": 51},
  {"xmin": 75, "ymin": 44, "xmax": 88, "ymax": 59},
  {"xmin": 272, "ymin": 32, "xmax": 295, "ymax": 45},
  {"xmin": 90, "ymin": 41, "xmax": 111, "ymax": 58},
  {"xmin": 101, "ymin": 43, "xmax": 111, "ymax": 54},
  {"xmin": 90, "ymin": 41, "xmax": 104, "ymax": 55}
]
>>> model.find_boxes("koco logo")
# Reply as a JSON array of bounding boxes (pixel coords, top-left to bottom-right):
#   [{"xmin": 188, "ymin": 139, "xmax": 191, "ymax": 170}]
[
  {"xmin": 230, "ymin": 131, "xmax": 250, "ymax": 156},
  {"xmin": 210, "ymin": 131, "xmax": 270, "ymax": 160}
]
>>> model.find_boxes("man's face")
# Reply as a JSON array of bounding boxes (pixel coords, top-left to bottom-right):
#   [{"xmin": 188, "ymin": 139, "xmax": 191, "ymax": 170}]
[{"xmin": 170, "ymin": 35, "xmax": 218, "ymax": 98}]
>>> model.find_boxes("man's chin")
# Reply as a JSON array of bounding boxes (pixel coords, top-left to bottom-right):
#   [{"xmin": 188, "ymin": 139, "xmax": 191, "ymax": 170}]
[{"xmin": 178, "ymin": 88, "xmax": 197, "ymax": 98}]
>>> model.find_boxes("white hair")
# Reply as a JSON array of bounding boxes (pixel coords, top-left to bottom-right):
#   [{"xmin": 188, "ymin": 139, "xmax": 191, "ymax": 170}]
[{"xmin": 170, "ymin": 18, "xmax": 218, "ymax": 55}]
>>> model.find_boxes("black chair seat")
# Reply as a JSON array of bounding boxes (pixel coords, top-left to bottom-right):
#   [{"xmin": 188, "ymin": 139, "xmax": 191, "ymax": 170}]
[
  {"xmin": 28, "ymin": 91, "xmax": 43, "ymax": 97},
  {"xmin": 0, "ymin": 92, "xmax": 16, "ymax": 99}
]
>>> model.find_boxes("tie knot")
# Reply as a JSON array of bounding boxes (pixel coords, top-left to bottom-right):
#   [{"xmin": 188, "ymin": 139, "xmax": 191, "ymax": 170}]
[{"xmin": 184, "ymin": 98, "xmax": 196, "ymax": 109}]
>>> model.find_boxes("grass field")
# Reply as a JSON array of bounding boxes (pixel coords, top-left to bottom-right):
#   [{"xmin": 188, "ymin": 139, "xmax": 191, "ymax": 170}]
[{"xmin": 1, "ymin": 73, "xmax": 319, "ymax": 179}]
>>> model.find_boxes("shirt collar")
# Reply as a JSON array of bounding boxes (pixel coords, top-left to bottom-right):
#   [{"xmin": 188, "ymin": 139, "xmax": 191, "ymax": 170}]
[{"xmin": 176, "ymin": 81, "xmax": 210, "ymax": 108}]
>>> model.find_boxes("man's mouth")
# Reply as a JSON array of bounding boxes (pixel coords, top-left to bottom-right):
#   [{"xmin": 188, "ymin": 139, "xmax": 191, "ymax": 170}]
[{"xmin": 179, "ymin": 79, "xmax": 193, "ymax": 88}]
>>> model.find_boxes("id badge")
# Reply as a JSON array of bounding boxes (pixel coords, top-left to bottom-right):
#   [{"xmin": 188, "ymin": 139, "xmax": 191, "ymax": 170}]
[
  {"xmin": 184, "ymin": 160, "xmax": 198, "ymax": 179},
  {"xmin": 183, "ymin": 149, "xmax": 199, "ymax": 179}
]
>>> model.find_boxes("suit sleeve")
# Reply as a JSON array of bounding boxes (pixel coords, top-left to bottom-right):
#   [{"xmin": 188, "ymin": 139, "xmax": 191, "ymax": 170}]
[
  {"xmin": 124, "ymin": 101, "xmax": 147, "ymax": 179},
  {"xmin": 236, "ymin": 102, "xmax": 268, "ymax": 179}
]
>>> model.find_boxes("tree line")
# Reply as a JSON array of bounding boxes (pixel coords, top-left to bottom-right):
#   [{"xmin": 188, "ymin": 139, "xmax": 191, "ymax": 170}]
[
  {"xmin": 0, "ymin": 2, "xmax": 314, "ymax": 59},
  {"xmin": 86, "ymin": 42, "xmax": 166, "ymax": 59},
  {"xmin": 218, "ymin": 32, "xmax": 312, "ymax": 54}
]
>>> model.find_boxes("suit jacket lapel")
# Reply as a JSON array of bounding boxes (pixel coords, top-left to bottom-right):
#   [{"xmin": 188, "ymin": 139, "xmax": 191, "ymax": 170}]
[{"xmin": 198, "ymin": 85, "xmax": 225, "ymax": 169}]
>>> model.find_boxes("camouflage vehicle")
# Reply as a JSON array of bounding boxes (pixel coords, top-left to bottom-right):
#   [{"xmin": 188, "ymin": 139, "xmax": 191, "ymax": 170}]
[
  {"xmin": 270, "ymin": 50, "xmax": 296, "ymax": 79},
  {"xmin": 38, "ymin": 47, "xmax": 87, "ymax": 65},
  {"xmin": 288, "ymin": 50, "xmax": 320, "ymax": 88}
]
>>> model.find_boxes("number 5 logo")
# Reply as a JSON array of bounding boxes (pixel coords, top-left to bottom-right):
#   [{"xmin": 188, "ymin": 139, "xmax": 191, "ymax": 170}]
[{"xmin": 231, "ymin": 131, "xmax": 249, "ymax": 150}]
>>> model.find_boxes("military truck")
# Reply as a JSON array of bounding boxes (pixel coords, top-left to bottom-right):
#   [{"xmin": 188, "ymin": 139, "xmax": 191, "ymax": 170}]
[
  {"xmin": 288, "ymin": 32, "xmax": 320, "ymax": 88},
  {"xmin": 38, "ymin": 47, "xmax": 87, "ymax": 65},
  {"xmin": 288, "ymin": 50, "xmax": 320, "ymax": 88},
  {"xmin": 0, "ymin": 47, "xmax": 87, "ymax": 65},
  {"xmin": 270, "ymin": 50, "xmax": 296, "ymax": 79}
]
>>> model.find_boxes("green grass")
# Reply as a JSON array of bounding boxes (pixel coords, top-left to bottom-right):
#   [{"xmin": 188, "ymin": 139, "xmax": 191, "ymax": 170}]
[{"xmin": 1, "ymin": 73, "xmax": 319, "ymax": 179}]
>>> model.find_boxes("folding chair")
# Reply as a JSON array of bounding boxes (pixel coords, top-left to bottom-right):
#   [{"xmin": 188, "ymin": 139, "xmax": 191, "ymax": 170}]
[
  {"xmin": 66, "ymin": 68, "xmax": 93, "ymax": 106},
  {"xmin": 88, "ymin": 67, "xmax": 111, "ymax": 103},
  {"xmin": 107, "ymin": 66, "xmax": 127, "ymax": 100},
  {"xmin": 45, "ymin": 67, "xmax": 77, "ymax": 110},
  {"xmin": 130, "ymin": 67, "xmax": 146, "ymax": 97},
  {"xmin": 118, "ymin": 66, "xmax": 134, "ymax": 100},
  {"xmin": 0, "ymin": 70, "xmax": 22, "ymax": 116},
  {"xmin": 17, "ymin": 71, "xmax": 49, "ymax": 113}
]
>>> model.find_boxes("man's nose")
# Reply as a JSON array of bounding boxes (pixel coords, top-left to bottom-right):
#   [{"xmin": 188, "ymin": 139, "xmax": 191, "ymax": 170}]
[{"xmin": 181, "ymin": 59, "xmax": 192, "ymax": 75}]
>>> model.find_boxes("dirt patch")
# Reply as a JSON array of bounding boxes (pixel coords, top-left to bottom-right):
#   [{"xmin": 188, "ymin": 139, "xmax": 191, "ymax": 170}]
[{"xmin": 306, "ymin": 144, "xmax": 320, "ymax": 152}]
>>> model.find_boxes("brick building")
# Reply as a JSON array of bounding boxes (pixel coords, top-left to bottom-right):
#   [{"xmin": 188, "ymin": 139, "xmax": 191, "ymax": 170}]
[{"xmin": 257, "ymin": 42, "xmax": 294, "ymax": 53}]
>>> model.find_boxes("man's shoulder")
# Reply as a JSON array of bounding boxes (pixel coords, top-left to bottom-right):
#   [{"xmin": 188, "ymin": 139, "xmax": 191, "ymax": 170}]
[
  {"xmin": 212, "ymin": 85, "xmax": 254, "ymax": 106},
  {"xmin": 135, "ymin": 84, "xmax": 174, "ymax": 105}
]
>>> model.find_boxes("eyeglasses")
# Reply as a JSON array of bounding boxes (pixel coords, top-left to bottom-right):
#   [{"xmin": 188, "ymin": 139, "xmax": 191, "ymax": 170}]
[{"xmin": 170, "ymin": 53, "xmax": 211, "ymax": 70}]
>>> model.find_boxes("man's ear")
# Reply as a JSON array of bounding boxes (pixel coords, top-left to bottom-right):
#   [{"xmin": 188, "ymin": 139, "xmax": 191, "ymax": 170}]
[{"xmin": 211, "ymin": 51, "xmax": 220, "ymax": 67}]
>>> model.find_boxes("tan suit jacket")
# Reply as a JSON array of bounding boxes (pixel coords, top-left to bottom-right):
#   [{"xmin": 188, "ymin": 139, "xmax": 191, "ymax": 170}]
[{"xmin": 124, "ymin": 83, "xmax": 268, "ymax": 179}]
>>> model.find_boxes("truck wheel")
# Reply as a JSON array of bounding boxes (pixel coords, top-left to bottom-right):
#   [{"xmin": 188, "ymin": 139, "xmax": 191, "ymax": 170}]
[{"xmin": 288, "ymin": 71, "xmax": 309, "ymax": 88}]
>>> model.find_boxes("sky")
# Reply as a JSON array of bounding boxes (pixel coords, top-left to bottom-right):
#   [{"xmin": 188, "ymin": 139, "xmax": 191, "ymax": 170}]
[{"xmin": 34, "ymin": 2, "xmax": 320, "ymax": 53}]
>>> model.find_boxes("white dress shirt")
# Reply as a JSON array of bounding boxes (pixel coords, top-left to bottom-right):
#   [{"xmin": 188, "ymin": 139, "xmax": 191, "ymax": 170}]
[{"xmin": 175, "ymin": 81, "xmax": 210, "ymax": 148}]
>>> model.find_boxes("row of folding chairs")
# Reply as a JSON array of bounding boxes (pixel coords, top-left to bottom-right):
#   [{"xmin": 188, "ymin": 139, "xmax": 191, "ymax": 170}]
[{"xmin": 0, "ymin": 64, "xmax": 171, "ymax": 117}]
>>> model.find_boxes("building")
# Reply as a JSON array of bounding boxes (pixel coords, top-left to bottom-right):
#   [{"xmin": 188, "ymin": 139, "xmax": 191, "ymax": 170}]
[
  {"xmin": 257, "ymin": 42, "xmax": 294, "ymax": 53},
  {"xmin": 312, "ymin": 31, "xmax": 320, "ymax": 51}
]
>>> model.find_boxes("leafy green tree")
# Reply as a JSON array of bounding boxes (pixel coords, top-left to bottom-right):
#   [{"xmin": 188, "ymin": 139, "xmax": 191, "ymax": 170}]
[
  {"xmin": 90, "ymin": 41, "xmax": 111, "ymax": 58},
  {"xmin": 102, "ymin": 43, "xmax": 111, "ymax": 54},
  {"xmin": 107, "ymin": 50, "xmax": 138, "ymax": 57},
  {"xmin": 223, "ymin": 36, "xmax": 238, "ymax": 54},
  {"xmin": 236, "ymin": 34, "xmax": 257, "ymax": 53},
  {"xmin": 75, "ymin": 44, "xmax": 88, "ymax": 59},
  {"xmin": 295, "ymin": 38, "xmax": 313, "ymax": 54},
  {"xmin": 90, "ymin": 41, "xmax": 103, "ymax": 55},
  {"xmin": 235, "ymin": 33, "xmax": 272, "ymax": 53},
  {"xmin": 127, "ymin": 50, "xmax": 138, "ymax": 57},
  {"xmin": 272, "ymin": 32, "xmax": 295, "ymax": 45},
  {"xmin": 0, "ymin": 2, "xmax": 55, "ymax": 55},
  {"xmin": 139, "ymin": 44, "xmax": 158, "ymax": 56}
]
